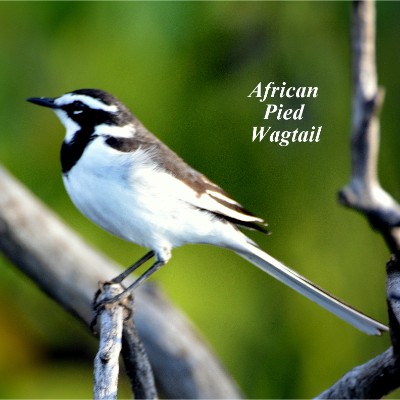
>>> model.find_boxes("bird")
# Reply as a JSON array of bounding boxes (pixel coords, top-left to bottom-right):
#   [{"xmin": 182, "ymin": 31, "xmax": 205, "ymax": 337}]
[{"xmin": 27, "ymin": 88, "xmax": 387, "ymax": 335}]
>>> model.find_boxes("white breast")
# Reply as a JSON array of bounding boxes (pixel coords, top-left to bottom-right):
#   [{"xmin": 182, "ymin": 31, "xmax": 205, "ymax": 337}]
[{"xmin": 62, "ymin": 136, "xmax": 241, "ymax": 255}]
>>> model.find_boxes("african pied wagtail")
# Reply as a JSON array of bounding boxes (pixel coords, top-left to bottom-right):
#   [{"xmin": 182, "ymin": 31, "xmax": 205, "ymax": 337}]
[{"xmin": 27, "ymin": 89, "xmax": 387, "ymax": 335}]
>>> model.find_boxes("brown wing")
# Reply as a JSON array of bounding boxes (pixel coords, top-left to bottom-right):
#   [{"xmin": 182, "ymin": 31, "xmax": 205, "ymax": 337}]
[{"xmin": 106, "ymin": 121, "xmax": 269, "ymax": 233}]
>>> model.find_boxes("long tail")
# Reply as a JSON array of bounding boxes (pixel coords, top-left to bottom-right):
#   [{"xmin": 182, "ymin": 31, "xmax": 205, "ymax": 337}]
[{"xmin": 235, "ymin": 243, "xmax": 388, "ymax": 335}]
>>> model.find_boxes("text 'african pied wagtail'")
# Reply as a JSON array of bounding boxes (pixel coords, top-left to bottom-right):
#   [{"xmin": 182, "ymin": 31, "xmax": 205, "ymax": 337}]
[{"xmin": 27, "ymin": 89, "xmax": 387, "ymax": 335}]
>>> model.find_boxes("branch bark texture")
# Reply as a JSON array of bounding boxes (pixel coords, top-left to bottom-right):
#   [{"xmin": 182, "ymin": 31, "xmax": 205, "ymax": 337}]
[
  {"xmin": 320, "ymin": 0, "xmax": 400, "ymax": 398},
  {"xmin": 338, "ymin": 0, "xmax": 400, "ymax": 251},
  {"xmin": 94, "ymin": 284, "xmax": 125, "ymax": 400},
  {"xmin": 121, "ymin": 314, "xmax": 157, "ymax": 400},
  {"xmin": 317, "ymin": 347, "xmax": 400, "ymax": 399}
]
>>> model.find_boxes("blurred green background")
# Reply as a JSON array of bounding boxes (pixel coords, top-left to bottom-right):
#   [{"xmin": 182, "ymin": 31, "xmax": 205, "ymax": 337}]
[{"xmin": 0, "ymin": 1, "xmax": 399, "ymax": 398}]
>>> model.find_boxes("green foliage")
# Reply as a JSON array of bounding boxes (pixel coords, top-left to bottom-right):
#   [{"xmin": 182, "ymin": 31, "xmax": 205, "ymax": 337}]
[{"xmin": 0, "ymin": 2, "xmax": 399, "ymax": 398}]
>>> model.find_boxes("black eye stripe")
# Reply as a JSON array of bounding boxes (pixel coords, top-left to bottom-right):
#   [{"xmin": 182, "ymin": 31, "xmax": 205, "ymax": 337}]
[
  {"xmin": 62, "ymin": 101, "xmax": 87, "ymax": 114},
  {"xmin": 73, "ymin": 101, "xmax": 85, "ymax": 109},
  {"xmin": 58, "ymin": 95, "xmax": 134, "ymax": 129}
]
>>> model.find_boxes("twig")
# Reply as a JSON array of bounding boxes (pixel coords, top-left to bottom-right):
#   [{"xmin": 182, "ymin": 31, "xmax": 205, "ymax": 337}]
[
  {"xmin": 317, "ymin": 256, "xmax": 400, "ymax": 399},
  {"xmin": 338, "ymin": 0, "xmax": 400, "ymax": 252},
  {"xmin": 0, "ymin": 165, "xmax": 242, "ymax": 399},
  {"xmin": 93, "ymin": 281, "xmax": 157, "ymax": 400},
  {"xmin": 122, "ymin": 315, "xmax": 157, "ymax": 400},
  {"xmin": 318, "ymin": 1, "xmax": 400, "ymax": 398},
  {"xmin": 94, "ymin": 283, "xmax": 125, "ymax": 400},
  {"xmin": 386, "ymin": 255, "xmax": 400, "ymax": 356},
  {"xmin": 316, "ymin": 347, "xmax": 400, "ymax": 399}
]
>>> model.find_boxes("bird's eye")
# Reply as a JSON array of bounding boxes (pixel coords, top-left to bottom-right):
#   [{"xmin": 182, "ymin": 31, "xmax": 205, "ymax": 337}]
[{"xmin": 72, "ymin": 101, "xmax": 86, "ymax": 114}]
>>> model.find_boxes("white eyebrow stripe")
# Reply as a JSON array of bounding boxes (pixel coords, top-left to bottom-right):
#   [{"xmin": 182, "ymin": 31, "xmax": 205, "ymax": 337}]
[{"xmin": 54, "ymin": 93, "xmax": 119, "ymax": 112}]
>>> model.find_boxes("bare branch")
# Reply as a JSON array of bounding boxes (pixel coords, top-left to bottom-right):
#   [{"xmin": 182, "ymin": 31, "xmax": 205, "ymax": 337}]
[
  {"xmin": 316, "ymin": 347, "xmax": 400, "ymax": 399},
  {"xmin": 338, "ymin": 0, "xmax": 400, "ymax": 252},
  {"xmin": 317, "ymin": 255, "xmax": 400, "ymax": 399},
  {"xmin": 320, "ymin": 1, "xmax": 400, "ymax": 397},
  {"xmin": 121, "ymin": 312, "xmax": 157, "ymax": 400},
  {"xmin": 386, "ymin": 255, "xmax": 400, "ymax": 355},
  {"xmin": 94, "ymin": 284, "xmax": 125, "ymax": 400},
  {"xmin": 0, "ymin": 165, "xmax": 242, "ymax": 399}
]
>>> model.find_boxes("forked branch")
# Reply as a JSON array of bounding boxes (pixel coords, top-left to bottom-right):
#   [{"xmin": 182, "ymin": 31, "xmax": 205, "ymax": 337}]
[
  {"xmin": 338, "ymin": 0, "xmax": 400, "ymax": 251},
  {"xmin": 319, "ymin": 1, "xmax": 400, "ymax": 398}
]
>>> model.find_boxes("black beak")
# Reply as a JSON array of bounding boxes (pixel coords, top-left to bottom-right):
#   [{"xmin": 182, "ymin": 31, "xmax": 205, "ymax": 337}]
[{"xmin": 27, "ymin": 97, "xmax": 58, "ymax": 109}]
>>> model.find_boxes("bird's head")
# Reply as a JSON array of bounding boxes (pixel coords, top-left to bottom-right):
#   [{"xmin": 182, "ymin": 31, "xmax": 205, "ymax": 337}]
[{"xmin": 28, "ymin": 89, "xmax": 135, "ymax": 142}]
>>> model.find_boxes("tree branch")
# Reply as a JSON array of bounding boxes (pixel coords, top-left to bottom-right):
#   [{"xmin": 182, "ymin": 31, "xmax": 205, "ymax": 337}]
[
  {"xmin": 316, "ymin": 347, "xmax": 400, "ymax": 399},
  {"xmin": 121, "ymin": 310, "xmax": 157, "ymax": 400},
  {"xmin": 318, "ymin": 256, "xmax": 400, "ymax": 399},
  {"xmin": 338, "ymin": 0, "xmax": 400, "ymax": 251},
  {"xmin": 0, "ymin": 165, "xmax": 242, "ymax": 399},
  {"xmin": 92, "ymin": 282, "xmax": 157, "ymax": 399},
  {"xmin": 319, "ymin": 1, "xmax": 400, "ymax": 397},
  {"xmin": 93, "ymin": 283, "xmax": 125, "ymax": 400}
]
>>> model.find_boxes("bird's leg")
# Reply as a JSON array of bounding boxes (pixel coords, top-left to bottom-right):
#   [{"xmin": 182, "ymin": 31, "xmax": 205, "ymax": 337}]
[
  {"xmin": 119, "ymin": 259, "xmax": 166, "ymax": 297},
  {"xmin": 94, "ymin": 251, "xmax": 167, "ymax": 314},
  {"xmin": 111, "ymin": 250, "xmax": 155, "ymax": 284}
]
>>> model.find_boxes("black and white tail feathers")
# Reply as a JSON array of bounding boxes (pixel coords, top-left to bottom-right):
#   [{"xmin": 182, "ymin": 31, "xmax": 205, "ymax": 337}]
[{"xmin": 236, "ymin": 242, "xmax": 388, "ymax": 335}]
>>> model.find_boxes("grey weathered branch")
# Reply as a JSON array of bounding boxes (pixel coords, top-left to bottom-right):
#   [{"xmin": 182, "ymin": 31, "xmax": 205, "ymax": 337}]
[
  {"xmin": 93, "ymin": 282, "xmax": 157, "ymax": 400},
  {"xmin": 0, "ymin": 165, "xmax": 242, "ymax": 399},
  {"xmin": 318, "ymin": 257, "xmax": 400, "ymax": 399},
  {"xmin": 318, "ymin": 1, "xmax": 400, "ymax": 398},
  {"xmin": 338, "ymin": 0, "xmax": 400, "ymax": 252},
  {"xmin": 94, "ymin": 284, "xmax": 125, "ymax": 400},
  {"xmin": 121, "ymin": 311, "xmax": 158, "ymax": 400},
  {"xmin": 317, "ymin": 347, "xmax": 400, "ymax": 399}
]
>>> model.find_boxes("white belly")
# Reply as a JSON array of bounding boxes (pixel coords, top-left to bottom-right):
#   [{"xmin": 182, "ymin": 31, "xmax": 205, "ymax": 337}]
[{"xmin": 62, "ymin": 138, "xmax": 236, "ymax": 255}]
